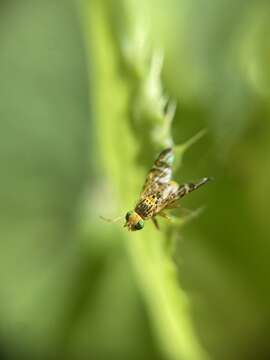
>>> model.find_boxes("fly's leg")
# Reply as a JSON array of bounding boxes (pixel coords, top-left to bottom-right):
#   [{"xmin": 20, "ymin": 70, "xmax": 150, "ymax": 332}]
[
  {"xmin": 159, "ymin": 207, "xmax": 204, "ymax": 226},
  {"xmin": 152, "ymin": 217, "xmax": 160, "ymax": 230},
  {"xmin": 166, "ymin": 202, "xmax": 194, "ymax": 215},
  {"xmin": 165, "ymin": 202, "xmax": 181, "ymax": 209},
  {"xmin": 159, "ymin": 211, "xmax": 183, "ymax": 225},
  {"xmin": 158, "ymin": 211, "xmax": 173, "ymax": 222}
]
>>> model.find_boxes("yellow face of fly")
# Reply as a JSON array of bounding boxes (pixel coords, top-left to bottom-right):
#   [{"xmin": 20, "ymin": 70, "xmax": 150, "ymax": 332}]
[{"xmin": 125, "ymin": 211, "xmax": 144, "ymax": 231}]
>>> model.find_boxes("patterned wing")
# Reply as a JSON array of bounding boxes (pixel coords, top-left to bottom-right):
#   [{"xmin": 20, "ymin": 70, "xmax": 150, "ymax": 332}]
[
  {"xmin": 140, "ymin": 148, "xmax": 174, "ymax": 199},
  {"xmin": 136, "ymin": 177, "xmax": 211, "ymax": 220},
  {"xmin": 136, "ymin": 147, "xmax": 211, "ymax": 220}
]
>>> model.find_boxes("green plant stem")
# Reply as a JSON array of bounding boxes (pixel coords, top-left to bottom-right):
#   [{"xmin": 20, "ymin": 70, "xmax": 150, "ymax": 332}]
[{"xmin": 79, "ymin": 1, "xmax": 209, "ymax": 359}]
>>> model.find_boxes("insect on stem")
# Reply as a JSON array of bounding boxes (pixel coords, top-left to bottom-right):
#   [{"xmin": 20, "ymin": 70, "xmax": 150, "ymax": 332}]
[{"xmin": 100, "ymin": 147, "xmax": 212, "ymax": 231}]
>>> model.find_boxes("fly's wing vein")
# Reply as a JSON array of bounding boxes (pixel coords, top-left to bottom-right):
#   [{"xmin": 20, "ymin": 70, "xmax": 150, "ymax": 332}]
[{"xmin": 152, "ymin": 182, "xmax": 179, "ymax": 214}]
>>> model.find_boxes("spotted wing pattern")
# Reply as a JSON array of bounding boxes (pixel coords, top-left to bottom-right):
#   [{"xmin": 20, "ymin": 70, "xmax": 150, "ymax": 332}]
[
  {"xmin": 136, "ymin": 148, "xmax": 178, "ymax": 219},
  {"xmin": 139, "ymin": 148, "xmax": 174, "ymax": 199}
]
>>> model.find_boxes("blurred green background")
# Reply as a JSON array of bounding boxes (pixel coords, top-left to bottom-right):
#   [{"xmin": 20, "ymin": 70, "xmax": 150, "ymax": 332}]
[{"xmin": 1, "ymin": 0, "xmax": 270, "ymax": 359}]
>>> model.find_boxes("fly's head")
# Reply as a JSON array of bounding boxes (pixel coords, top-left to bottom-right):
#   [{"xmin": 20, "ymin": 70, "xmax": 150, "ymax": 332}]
[{"xmin": 124, "ymin": 210, "xmax": 144, "ymax": 231}]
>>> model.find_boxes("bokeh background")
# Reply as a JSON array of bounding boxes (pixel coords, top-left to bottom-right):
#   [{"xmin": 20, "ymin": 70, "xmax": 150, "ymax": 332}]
[{"xmin": 1, "ymin": 0, "xmax": 270, "ymax": 359}]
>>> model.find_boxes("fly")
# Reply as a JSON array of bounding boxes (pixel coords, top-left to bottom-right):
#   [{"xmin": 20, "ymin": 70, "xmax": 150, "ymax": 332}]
[{"xmin": 101, "ymin": 148, "xmax": 211, "ymax": 231}]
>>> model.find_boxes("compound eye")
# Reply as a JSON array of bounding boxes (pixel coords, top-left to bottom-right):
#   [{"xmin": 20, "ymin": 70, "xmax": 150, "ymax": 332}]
[
  {"xmin": 125, "ymin": 211, "xmax": 133, "ymax": 221},
  {"xmin": 135, "ymin": 220, "xmax": 144, "ymax": 230}
]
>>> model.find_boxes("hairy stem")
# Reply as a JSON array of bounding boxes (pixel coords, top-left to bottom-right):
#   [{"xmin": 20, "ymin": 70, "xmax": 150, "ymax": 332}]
[{"xmin": 79, "ymin": 1, "xmax": 209, "ymax": 359}]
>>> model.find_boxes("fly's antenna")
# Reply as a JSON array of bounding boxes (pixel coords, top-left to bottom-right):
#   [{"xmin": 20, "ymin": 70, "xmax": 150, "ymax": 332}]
[{"xmin": 99, "ymin": 215, "xmax": 124, "ymax": 223}]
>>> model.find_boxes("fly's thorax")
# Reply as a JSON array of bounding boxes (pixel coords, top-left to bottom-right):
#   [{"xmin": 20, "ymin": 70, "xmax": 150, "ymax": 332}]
[
  {"xmin": 135, "ymin": 196, "xmax": 157, "ymax": 219},
  {"xmin": 125, "ymin": 210, "xmax": 144, "ymax": 231}
]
